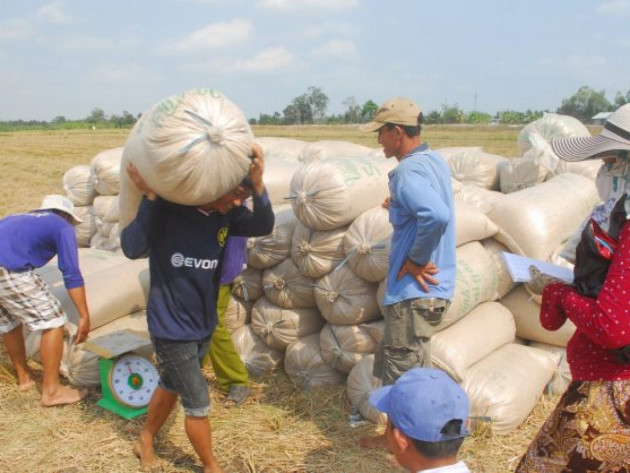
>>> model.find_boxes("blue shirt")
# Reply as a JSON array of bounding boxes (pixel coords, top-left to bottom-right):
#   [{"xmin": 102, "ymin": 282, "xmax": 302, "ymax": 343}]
[
  {"xmin": 0, "ymin": 211, "xmax": 84, "ymax": 289},
  {"xmin": 120, "ymin": 191, "xmax": 274, "ymax": 341},
  {"xmin": 384, "ymin": 143, "xmax": 456, "ymax": 305}
]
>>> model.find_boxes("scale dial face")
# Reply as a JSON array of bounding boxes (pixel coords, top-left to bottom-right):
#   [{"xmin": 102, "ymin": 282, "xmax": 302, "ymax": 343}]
[{"xmin": 109, "ymin": 354, "xmax": 159, "ymax": 408}]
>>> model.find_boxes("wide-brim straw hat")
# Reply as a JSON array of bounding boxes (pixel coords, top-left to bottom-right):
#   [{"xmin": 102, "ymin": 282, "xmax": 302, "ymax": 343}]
[
  {"xmin": 551, "ymin": 103, "xmax": 630, "ymax": 161},
  {"xmin": 35, "ymin": 194, "xmax": 83, "ymax": 224}
]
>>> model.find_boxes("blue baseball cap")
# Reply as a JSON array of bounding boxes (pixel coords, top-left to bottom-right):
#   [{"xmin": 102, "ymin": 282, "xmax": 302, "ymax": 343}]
[{"xmin": 369, "ymin": 367, "xmax": 469, "ymax": 442}]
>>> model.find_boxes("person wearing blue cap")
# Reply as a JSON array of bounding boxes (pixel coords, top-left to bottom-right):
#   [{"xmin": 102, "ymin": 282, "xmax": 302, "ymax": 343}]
[{"xmin": 369, "ymin": 367, "xmax": 471, "ymax": 473}]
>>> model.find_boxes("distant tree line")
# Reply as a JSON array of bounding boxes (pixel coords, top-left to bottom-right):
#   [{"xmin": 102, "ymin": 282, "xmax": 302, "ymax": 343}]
[
  {"xmin": 1, "ymin": 85, "xmax": 628, "ymax": 131},
  {"xmin": 251, "ymin": 84, "xmax": 630, "ymax": 126},
  {"xmin": 0, "ymin": 108, "xmax": 140, "ymax": 132}
]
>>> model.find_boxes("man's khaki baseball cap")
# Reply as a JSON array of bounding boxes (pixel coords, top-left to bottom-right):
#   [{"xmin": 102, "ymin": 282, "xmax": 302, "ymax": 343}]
[{"xmin": 359, "ymin": 97, "xmax": 422, "ymax": 132}]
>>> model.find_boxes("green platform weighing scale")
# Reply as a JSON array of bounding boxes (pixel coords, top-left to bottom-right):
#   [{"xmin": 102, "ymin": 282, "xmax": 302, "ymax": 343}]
[{"xmin": 83, "ymin": 329, "xmax": 158, "ymax": 420}]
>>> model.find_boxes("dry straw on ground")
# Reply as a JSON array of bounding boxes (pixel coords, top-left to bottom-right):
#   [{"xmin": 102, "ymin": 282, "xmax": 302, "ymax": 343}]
[
  {"xmin": 0, "ymin": 346, "xmax": 558, "ymax": 473},
  {"xmin": 0, "ymin": 126, "xmax": 556, "ymax": 472}
]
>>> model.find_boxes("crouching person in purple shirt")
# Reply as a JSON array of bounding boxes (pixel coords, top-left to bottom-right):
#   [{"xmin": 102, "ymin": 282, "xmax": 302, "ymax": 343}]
[
  {"xmin": 121, "ymin": 143, "xmax": 274, "ymax": 473},
  {"xmin": 0, "ymin": 195, "xmax": 91, "ymax": 406}
]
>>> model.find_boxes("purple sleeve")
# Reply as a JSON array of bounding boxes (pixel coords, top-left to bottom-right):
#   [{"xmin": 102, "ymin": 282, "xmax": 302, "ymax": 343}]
[
  {"xmin": 220, "ymin": 236, "xmax": 248, "ymax": 284},
  {"xmin": 56, "ymin": 225, "xmax": 84, "ymax": 289}
]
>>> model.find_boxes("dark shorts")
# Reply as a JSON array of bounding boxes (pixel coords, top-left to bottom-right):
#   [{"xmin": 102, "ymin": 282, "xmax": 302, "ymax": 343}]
[
  {"xmin": 374, "ymin": 297, "xmax": 450, "ymax": 386},
  {"xmin": 152, "ymin": 336, "xmax": 211, "ymax": 417}
]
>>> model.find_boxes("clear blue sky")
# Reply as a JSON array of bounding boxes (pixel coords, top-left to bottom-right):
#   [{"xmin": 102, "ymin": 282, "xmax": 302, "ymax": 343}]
[{"xmin": 2, "ymin": 0, "xmax": 629, "ymax": 121}]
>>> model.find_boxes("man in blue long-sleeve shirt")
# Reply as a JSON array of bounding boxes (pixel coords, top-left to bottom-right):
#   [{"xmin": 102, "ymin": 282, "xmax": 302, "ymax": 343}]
[
  {"xmin": 121, "ymin": 143, "xmax": 274, "ymax": 473},
  {"xmin": 358, "ymin": 98, "xmax": 456, "ymax": 449},
  {"xmin": 0, "ymin": 194, "xmax": 90, "ymax": 406}
]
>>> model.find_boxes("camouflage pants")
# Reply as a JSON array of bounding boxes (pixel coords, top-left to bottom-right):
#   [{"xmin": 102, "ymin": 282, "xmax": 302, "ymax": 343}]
[{"xmin": 373, "ymin": 297, "xmax": 449, "ymax": 386}]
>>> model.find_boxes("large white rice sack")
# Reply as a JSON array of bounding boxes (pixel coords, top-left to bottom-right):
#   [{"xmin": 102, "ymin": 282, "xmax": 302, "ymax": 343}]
[
  {"xmin": 36, "ymin": 256, "xmax": 149, "ymax": 330},
  {"xmin": 119, "ymin": 88, "xmax": 253, "ymax": 229},
  {"xmin": 289, "ymin": 157, "xmax": 394, "ymax": 231},
  {"xmin": 231, "ymin": 324, "xmax": 284, "ymax": 375},
  {"xmin": 431, "ymin": 301, "xmax": 516, "ymax": 382},
  {"xmin": 291, "ymin": 222, "xmax": 347, "ymax": 278},
  {"xmin": 90, "ymin": 147, "xmax": 123, "ymax": 196},
  {"xmin": 63, "ymin": 164, "xmax": 96, "ymax": 206},
  {"xmin": 319, "ymin": 323, "xmax": 378, "ymax": 373},
  {"xmin": 90, "ymin": 222, "xmax": 121, "ymax": 252},
  {"xmin": 37, "ymin": 248, "xmax": 133, "ymax": 282},
  {"xmin": 517, "ymin": 112, "xmax": 590, "ymax": 156},
  {"xmin": 343, "ymin": 205, "xmax": 392, "ymax": 283},
  {"xmin": 284, "ymin": 333, "xmax": 347, "ymax": 389},
  {"xmin": 314, "ymin": 264, "xmax": 381, "ymax": 325},
  {"xmin": 551, "ymin": 158, "xmax": 602, "ymax": 181},
  {"xmin": 73, "ymin": 206, "xmax": 98, "ymax": 248},
  {"xmin": 224, "ymin": 295, "xmax": 252, "ymax": 333},
  {"xmin": 260, "ymin": 157, "xmax": 305, "ymax": 206},
  {"xmin": 454, "ymin": 200, "xmax": 500, "ymax": 247},
  {"xmin": 435, "ymin": 146, "xmax": 482, "ymax": 161},
  {"xmin": 499, "ymin": 286, "xmax": 576, "ymax": 347},
  {"xmin": 92, "ymin": 195, "xmax": 120, "ymax": 224},
  {"xmin": 529, "ymin": 342, "xmax": 571, "ymax": 395},
  {"xmin": 256, "ymin": 137, "xmax": 307, "ymax": 161},
  {"xmin": 60, "ymin": 311, "xmax": 151, "ymax": 387},
  {"xmin": 480, "ymin": 237, "xmax": 516, "ymax": 299},
  {"xmin": 488, "ymin": 173, "xmax": 600, "ymax": 262},
  {"xmin": 359, "ymin": 319, "xmax": 386, "ymax": 344},
  {"xmin": 247, "ymin": 205, "xmax": 298, "ymax": 269},
  {"xmin": 447, "ymin": 149, "xmax": 508, "ymax": 190},
  {"xmin": 438, "ymin": 241, "xmax": 499, "ymax": 330},
  {"xmin": 299, "ymin": 140, "xmax": 384, "ymax": 163},
  {"xmin": 262, "ymin": 258, "xmax": 316, "ymax": 309},
  {"xmin": 462, "ymin": 343, "xmax": 557, "ymax": 435},
  {"xmin": 499, "ymin": 158, "xmax": 549, "ymax": 193},
  {"xmin": 250, "ymin": 296, "xmax": 324, "ymax": 351},
  {"xmin": 346, "ymin": 354, "xmax": 386, "ymax": 425},
  {"xmin": 452, "ymin": 179, "xmax": 505, "ymax": 215},
  {"xmin": 231, "ymin": 266, "xmax": 263, "ymax": 302}
]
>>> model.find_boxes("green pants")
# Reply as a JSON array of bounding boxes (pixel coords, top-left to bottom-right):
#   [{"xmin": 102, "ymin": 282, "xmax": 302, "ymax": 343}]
[{"xmin": 203, "ymin": 285, "xmax": 249, "ymax": 392}]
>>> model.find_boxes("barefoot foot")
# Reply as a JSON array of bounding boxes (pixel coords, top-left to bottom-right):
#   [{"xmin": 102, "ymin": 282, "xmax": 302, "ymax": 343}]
[
  {"xmin": 41, "ymin": 386, "xmax": 87, "ymax": 406},
  {"xmin": 18, "ymin": 378, "xmax": 36, "ymax": 392},
  {"xmin": 133, "ymin": 431, "xmax": 161, "ymax": 473}
]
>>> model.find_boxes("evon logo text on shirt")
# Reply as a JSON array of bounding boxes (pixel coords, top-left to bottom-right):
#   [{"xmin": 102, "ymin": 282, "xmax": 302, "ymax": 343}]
[{"xmin": 170, "ymin": 252, "xmax": 218, "ymax": 270}]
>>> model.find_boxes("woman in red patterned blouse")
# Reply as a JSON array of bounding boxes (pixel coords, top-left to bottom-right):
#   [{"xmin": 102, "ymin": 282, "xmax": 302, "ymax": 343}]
[{"xmin": 516, "ymin": 104, "xmax": 630, "ymax": 473}]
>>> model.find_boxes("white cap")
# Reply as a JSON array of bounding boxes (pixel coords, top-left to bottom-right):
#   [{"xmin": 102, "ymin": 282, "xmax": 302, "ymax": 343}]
[{"xmin": 36, "ymin": 194, "xmax": 83, "ymax": 224}]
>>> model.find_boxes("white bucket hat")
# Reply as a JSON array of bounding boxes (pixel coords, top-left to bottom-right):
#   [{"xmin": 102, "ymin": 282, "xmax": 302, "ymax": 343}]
[
  {"xmin": 551, "ymin": 103, "xmax": 630, "ymax": 161},
  {"xmin": 36, "ymin": 194, "xmax": 83, "ymax": 224}
]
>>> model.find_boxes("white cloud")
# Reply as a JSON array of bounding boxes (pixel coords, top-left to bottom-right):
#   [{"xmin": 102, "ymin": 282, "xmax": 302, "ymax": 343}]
[
  {"xmin": 86, "ymin": 62, "xmax": 156, "ymax": 84},
  {"xmin": 0, "ymin": 19, "xmax": 34, "ymax": 41},
  {"xmin": 37, "ymin": 1, "xmax": 74, "ymax": 24},
  {"xmin": 310, "ymin": 39, "xmax": 356, "ymax": 59},
  {"xmin": 565, "ymin": 54, "xmax": 608, "ymax": 69},
  {"xmin": 52, "ymin": 35, "xmax": 115, "ymax": 53},
  {"xmin": 228, "ymin": 47, "xmax": 295, "ymax": 72},
  {"xmin": 300, "ymin": 22, "xmax": 358, "ymax": 40},
  {"xmin": 183, "ymin": 46, "xmax": 294, "ymax": 73},
  {"xmin": 166, "ymin": 19, "xmax": 252, "ymax": 53},
  {"xmin": 258, "ymin": 0, "xmax": 359, "ymax": 11},
  {"xmin": 597, "ymin": 0, "xmax": 630, "ymax": 14}
]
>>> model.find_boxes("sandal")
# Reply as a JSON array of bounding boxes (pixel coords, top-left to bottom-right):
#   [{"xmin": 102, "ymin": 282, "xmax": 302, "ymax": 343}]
[{"xmin": 225, "ymin": 385, "xmax": 250, "ymax": 407}]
